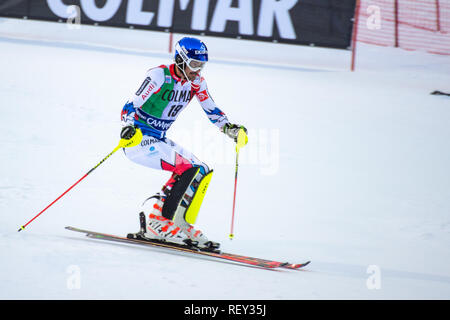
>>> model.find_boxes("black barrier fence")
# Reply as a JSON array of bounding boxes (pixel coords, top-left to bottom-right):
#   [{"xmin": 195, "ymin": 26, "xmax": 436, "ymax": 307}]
[{"xmin": 0, "ymin": 0, "xmax": 356, "ymax": 49}]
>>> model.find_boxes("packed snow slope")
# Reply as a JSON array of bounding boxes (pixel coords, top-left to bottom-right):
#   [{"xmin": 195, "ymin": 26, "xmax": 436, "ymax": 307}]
[{"xmin": 1, "ymin": 18, "xmax": 450, "ymax": 299}]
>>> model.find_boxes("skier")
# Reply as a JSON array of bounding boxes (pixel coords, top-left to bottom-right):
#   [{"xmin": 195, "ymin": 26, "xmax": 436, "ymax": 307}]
[{"xmin": 120, "ymin": 37, "xmax": 247, "ymax": 251}]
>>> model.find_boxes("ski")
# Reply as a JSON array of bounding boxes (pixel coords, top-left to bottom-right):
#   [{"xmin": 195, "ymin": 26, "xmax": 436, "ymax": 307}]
[
  {"xmin": 65, "ymin": 226, "xmax": 310, "ymax": 270},
  {"xmin": 223, "ymin": 253, "xmax": 310, "ymax": 270},
  {"xmin": 431, "ymin": 90, "xmax": 450, "ymax": 96}
]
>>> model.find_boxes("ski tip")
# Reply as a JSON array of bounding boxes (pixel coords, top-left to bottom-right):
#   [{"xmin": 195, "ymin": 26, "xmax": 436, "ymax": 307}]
[
  {"xmin": 283, "ymin": 260, "xmax": 311, "ymax": 269},
  {"xmin": 300, "ymin": 261, "xmax": 311, "ymax": 267},
  {"xmin": 17, "ymin": 225, "xmax": 25, "ymax": 232},
  {"xmin": 295, "ymin": 261, "xmax": 311, "ymax": 269}
]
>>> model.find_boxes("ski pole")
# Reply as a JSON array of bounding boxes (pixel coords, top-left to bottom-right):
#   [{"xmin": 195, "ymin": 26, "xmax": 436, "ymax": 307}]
[
  {"xmin": 229, "ymin": 128, "xmax": 248, "ymax": 240},
  {"xmin": 17, "ymin": 128, "xmax": 143, "ymax": 232}
]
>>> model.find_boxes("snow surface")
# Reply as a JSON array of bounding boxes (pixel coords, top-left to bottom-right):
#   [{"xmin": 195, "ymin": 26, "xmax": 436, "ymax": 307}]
[{"xmin": 1, "ymin": 18, "xmax": 450, "ymax": 300}]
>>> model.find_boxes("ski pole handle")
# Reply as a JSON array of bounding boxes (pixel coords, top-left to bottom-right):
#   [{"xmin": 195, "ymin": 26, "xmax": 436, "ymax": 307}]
[{"xmin": 18, "ymin": 129, "xmax": 143, "ymax": 232}]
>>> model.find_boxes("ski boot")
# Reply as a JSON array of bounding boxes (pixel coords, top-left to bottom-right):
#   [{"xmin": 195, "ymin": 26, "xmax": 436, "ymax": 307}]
[
  {"xmin": 127, "ymin": 211, "xmax": 193, "ymax": 247},
  {"xmin": 127, "ymin": 194, "xmax": 190, "ymax": 247},
  {"xmin": 180, "ymin": 224, "xmax": 221, "ymax": 253}
]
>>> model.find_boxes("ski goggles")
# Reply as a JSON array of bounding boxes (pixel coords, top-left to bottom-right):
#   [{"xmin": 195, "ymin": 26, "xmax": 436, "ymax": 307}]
[{"xmin": 186, "ymin": 59, "xmax": 206, "ymax": 72}]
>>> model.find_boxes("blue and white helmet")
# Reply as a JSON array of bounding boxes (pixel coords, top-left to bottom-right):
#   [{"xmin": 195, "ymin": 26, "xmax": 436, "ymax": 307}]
[{"xmin": 174, "ymin": 37, "xmax": 208, "ymax": 72}]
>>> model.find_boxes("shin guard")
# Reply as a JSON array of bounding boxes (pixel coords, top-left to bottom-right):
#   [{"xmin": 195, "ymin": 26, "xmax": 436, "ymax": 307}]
[
  {"xmin": 162, "ymin": 167, "xmax": 213, "ymax": 228},
  {"xmin": 162, "ymin": 167, "xmax": 200, "ymax": 221},
  {"xmin": 184, "ymin": 170, "xmax": 213, "ymax": 224}
]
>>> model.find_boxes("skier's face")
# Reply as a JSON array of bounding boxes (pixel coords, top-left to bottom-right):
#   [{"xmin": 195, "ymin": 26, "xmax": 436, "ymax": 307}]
[{"xmin": 185, "ymin": 65, "xmax": 200, "ymax": 81}]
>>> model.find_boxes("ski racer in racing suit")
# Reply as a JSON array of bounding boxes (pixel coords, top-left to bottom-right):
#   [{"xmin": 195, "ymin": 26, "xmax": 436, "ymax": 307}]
[{"xmin": 121, "ymin": 37, "xmax": 247, "ymax": 251}]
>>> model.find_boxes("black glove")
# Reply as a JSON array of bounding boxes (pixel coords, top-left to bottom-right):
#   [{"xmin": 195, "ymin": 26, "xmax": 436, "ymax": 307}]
[
  {"xmin": 120, "ymin": 125, "xmax": 136, "ymax": 140},
  {"xmin": 222, "ymin": 123, "xmax": 248, "ymax": 142}
]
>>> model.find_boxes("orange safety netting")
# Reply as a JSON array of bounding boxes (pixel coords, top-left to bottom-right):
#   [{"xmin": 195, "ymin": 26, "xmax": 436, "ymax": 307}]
[{"xmin": 355, "ymin": 0, "xmax": 450, "ymax": 55}]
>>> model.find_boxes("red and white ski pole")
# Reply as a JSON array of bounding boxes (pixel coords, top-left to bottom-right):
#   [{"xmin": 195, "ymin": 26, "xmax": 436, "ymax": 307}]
[
  {"xmin": 229, "ymin": 128, "xmax": 248, "ymax": 240},
  {"xmin": 17, "ymin": 129, "xmax": 143, "ymax": 232}
]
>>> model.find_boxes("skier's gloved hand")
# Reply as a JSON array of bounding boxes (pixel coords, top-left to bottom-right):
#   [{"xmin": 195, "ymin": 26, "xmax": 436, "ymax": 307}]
[
  {"xmin": 120, "ymin": 125, "xmax": 137, "ymax": 140},
  {"xmin": 222, "ymin": 123, "xmax": 248, "ymax": 142}
]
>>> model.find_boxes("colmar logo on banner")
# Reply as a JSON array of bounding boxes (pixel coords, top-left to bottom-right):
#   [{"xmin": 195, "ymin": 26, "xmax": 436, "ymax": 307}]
[
  {"xmin": 0, "ymin": 0, "xmax": 357, "ymax": 49},
  {"xmin": 45, "ymin": 0, "xmax": 299, "ymax": 40}
]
